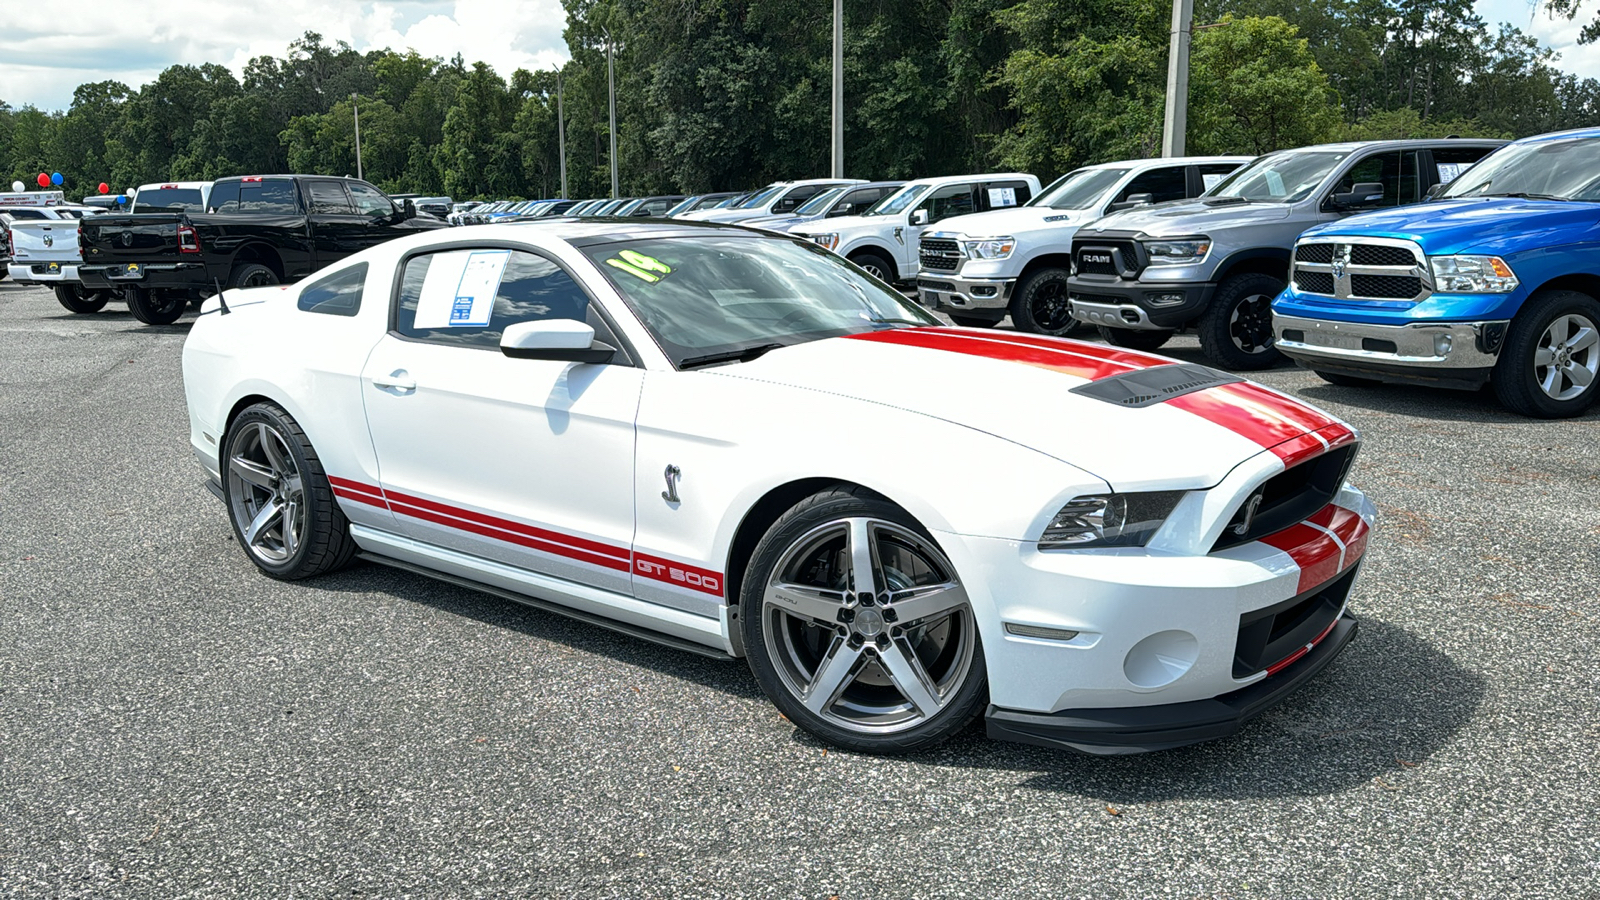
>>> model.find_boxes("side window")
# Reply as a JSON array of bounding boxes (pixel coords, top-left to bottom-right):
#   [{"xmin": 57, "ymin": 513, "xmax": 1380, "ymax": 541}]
[
  {"xmin": 1113, "ymin": 166, "xmax": 1189, "ymax": 205},
  {"xmin": 835, "ymin": 187, "xmax": 881, "ymax": 215},
  {"xmin": 983, "ymin": 180, "xmax": 1031, "ymax": 210},
  {"xmin": 307, "ymin": 182, "xmax": 354, "ymax": 215},
  {"xmin": 1397, "ymin": 151, "xmax": 1422, "ymax": 205},
  {"xmin": 775, "ymin": 185, "xmax": 825, "ymax": 213},
  {"xmin": 208, "ymin": 181, "xmax": 240, "ymax": 213},
  {"xmin": 395, "ymin": 248, "xmax": 593, "ymax": 349},
  {"xmin": 1432, "ymin": 146, "xmax": 1493, "ymax": 188},
  {"xmin": 1198, "ymin": 163, "xmax": 1242, "ymax": 194},
  {"xmin": 1330, "ymin": 153, "xmax": 1402, "ymax": 207},
  {"xmin": 348, "ymin": 183, "xmax": 394, "ymax": 218},
  {"xmin": 297, "ymin": 263, "xmax": 367, "ymax": 317},
  {"xmin": 235, "ymin": 180, "xmax": 299, "ymax": 214},
  {"xmin": 923, "ymin": 184, "xmax": 977, "ymax": 223}
]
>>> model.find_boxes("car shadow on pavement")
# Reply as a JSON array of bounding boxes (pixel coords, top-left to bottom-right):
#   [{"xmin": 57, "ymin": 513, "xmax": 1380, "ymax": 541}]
[{"xmin": 804, "ymin": 617, "xmax": 1487, "ymax": 801}]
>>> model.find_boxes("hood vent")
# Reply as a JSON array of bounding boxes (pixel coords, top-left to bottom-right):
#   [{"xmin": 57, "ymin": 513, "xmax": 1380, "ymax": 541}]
[{"xmin": 1069, "ymin": 363, "xmax": 1242, "ymax": 408}]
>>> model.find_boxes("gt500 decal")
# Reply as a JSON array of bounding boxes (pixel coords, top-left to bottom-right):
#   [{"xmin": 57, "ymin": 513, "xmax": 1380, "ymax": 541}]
[{"xmin": 634, "ymin": 553, "xmax": 723, "ymax": 596}]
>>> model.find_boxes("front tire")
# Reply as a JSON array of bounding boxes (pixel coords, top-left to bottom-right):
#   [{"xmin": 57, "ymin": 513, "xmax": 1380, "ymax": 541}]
[
  {"xmin": 1097, "ymin": 325, "xmax": 1173, "ymax": 351},
  {"xmin": 741, "ymin": 487, "xmax": 987, "ymax": 754},
  {"xmin": 849, "ymin": 251, "xmax": 895, "ymax": 283},
  {"xmin": 229, "ymin": 262, "xmax": 280, "ymax": 289},
  {"xmin": 1197, "ymin": 272, "xmax": 1285, "ymax": 370},
  {"xmin": 1492, "ymin": 290, "xmax": 1600, "ymax": 418},
  {"xmin": 125, "ymin": 287, "xmax": 186, "ymax": 325},
  {"xmin": 54, "ymin": 283, "xmax": 110, "ymax": 314},
  {"xmin": 223, "ymin": 402, "xmax": 357, "ymax": 580},
  {"xmin": 1009, "ymin": 266, "xmax": 1081, "ymax": 337}
]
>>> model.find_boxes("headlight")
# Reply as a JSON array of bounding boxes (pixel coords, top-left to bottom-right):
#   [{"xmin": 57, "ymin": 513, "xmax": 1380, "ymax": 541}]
[
  {"xmin": 1142, "ymin": 238, "xmax": 1211, "ymax": 267},
  {"xmin": 1429, "ymin": 255, "xmax": 1519, "ymax": 293},
  {"xmin": 961, "ymin": 237, "xmax": 1016, "ymax": 260},
  {"xmin": 811, "ymin": 233, "xmax": 840, "ymax": 252},
  {"xmin": 1038, "ymin": 491, "xmax": 1185, "ymax": 550}
]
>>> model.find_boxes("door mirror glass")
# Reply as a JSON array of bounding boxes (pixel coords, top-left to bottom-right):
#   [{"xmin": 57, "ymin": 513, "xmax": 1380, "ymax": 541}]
[
  {"xmin": 500, "ymin": 320, "xmax": 614, "ymax": 364},
  {"xmin": 1425, "ymin": 182, "xmax": 1447, "ymax": 200},
  {"xmin": 402, "ymin": 198, "xmax": 417, "ymax": 219},
  {"xmin": 909, "ymin": 209, "xmax": 929, "ymax": 226}
]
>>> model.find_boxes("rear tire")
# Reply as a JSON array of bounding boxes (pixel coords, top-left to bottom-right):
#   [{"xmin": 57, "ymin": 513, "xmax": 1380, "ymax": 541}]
[
  {"xmin": 126, "ymin": 287, "xmax": 186, "ymax": 326},
  {"xmin": 1009, "ymin": 266, "xmax": 1081, "ymax": 337},
  {"xmin": 229, "ymin": 262, "xmax": 280, "ymax": 289},
  {"xmin": 948, "ymin": 313, "xmax": 999, "ymax": 328},
  {"xmin": 53, "ymin": 284, "xmax": 110, "ymax": 314},
  {"xmin": 1097, "ymin": 325, "xmax": 1173, "ymax": 351},
  {"xmin": 1197, "ymin": 272, "xmax": 1285, "ymax": 370},
  {"xmin": 1313, "ymin": 369, "xmax": 1381, "ymax": 388},
  {"xmin": 1491, "ymin": 289, "xmax": 1600, "ymax": 418}
]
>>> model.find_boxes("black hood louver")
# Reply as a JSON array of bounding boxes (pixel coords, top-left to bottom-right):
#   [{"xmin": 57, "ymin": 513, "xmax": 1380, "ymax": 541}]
[{"xmin": 1069, "ymin": 363, "xmax": 1243, "ymax": 408}]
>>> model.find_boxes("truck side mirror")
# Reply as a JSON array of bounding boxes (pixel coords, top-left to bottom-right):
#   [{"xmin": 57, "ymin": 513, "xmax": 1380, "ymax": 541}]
[
  {"xmin": 1425, "ymin": 183, "xmax": 1447, "ymax": 200},
  {"xmin": 401, "ymin": 199, "xmax": 417, "ymax": 220},
  {"xmin": 909, "ymin": 209, "xmax": 929, "ymax": 227},
  {"xmin": 1109, "ymin": 192, "xmax": 1155, "ymax": 212},
  {"xmin": 1331, "ymin": 182, "xmax": 1386, "ymax": 210},
  {"xmin": 826, "ymin": 203, "xmax": 853, "ymax": 217}
]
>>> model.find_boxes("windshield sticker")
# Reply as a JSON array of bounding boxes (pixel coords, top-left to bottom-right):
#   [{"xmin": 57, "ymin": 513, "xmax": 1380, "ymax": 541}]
[
  {"xmin": 1202, "ymin": 173, "xmax": 1226, "ymax": 189},
  {"xmin": 1437, "ymin": 163, "xmax": 1463, "ymax": 185},
  {"xmin": 987, "ymin": 187, "xmax": 1017, "ymax": 208},
  {"xmin": 413, "ymin": 249, "xmax": 510, "ymax": 328},
  {"xmin": 606, "ymin": 249, "xmax": 673, "ymax": 283}
]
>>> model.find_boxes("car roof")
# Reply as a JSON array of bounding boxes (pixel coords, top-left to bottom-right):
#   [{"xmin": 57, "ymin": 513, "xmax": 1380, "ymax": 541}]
[
  {"xmin": 900, "ymin": 172, "xmax": 1037, "ymax": 188},
  {"xmin": 1261, "ymin": 139, "xmax": 1507, "ymax": 154},
  {"xmin": 452, "ymin": 217, "xmax": 803, "ymax": 249},
  {"xmin": 1078, "ymin": 155, "xmax": 1253, "ymax": 171}
]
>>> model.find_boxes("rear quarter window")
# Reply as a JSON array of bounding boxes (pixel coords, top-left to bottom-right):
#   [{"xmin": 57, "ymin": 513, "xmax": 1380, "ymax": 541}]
[{"xmin": 297, "ymin": 263, "xmax": 367, "ymax": 317}]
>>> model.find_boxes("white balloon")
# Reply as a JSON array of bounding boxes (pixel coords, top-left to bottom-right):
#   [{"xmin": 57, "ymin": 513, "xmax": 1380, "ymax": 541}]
[
  {"xmin": 10, "ymin": 181, "xmax": 21, "ymax": 192},
  {"xmin": 126, "ymin": 188, "xmax": 136, "ymax": 197}
]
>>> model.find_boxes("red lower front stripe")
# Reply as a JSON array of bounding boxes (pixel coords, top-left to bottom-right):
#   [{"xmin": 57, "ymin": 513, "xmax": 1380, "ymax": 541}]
[
  {"xmin": 1264, "ymin": 616, "xmax": 1342, "ymax": 676},
  {"xmin": 1260, "ymin": 502, "xmax": 1371, "ymax": 594}
]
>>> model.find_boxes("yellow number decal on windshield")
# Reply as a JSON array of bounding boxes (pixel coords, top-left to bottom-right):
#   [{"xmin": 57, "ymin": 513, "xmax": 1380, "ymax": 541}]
[{"xmin": 606, "ymin": 250, "xmax": 672, "ymax": 283}]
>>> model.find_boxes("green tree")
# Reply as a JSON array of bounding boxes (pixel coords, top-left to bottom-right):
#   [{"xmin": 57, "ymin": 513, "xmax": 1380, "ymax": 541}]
[{"xmin": 1187, "ymin": 16, "xmax": 1341, "ymax": 155}]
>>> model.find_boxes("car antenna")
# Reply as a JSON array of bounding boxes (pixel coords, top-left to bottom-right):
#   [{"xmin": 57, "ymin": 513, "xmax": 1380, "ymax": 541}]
[{"xmin": 212, "ymin": 277, "xmax": 230, "ymax": 315}]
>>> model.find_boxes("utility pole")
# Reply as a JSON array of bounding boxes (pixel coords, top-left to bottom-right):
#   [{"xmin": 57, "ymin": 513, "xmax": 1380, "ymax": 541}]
[
  {"xmin": 607, "ymin": 34, "xmax": 619, "ymax": 199},
  {"xmin": 831, "ymin": 0, "xmax": 843, "ymax": 178},
  {"xmin": 557, "ymin": 70, "xmax": 568, "ymax": 199},
  {"xmin": 351, "ymin": 92, "xmax": 363, "ymax": 180},
  {"xmin": 1161, "ymin": 0, "xmax": 1193, "ymax": 157}
]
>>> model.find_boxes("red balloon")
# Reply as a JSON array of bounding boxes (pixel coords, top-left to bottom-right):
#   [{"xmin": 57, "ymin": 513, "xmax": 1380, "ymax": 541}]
[
  {"xmin": 36, "ymin": 173, "xmax": 49, "ymax": 187},
  {"xmin": 99, "ymin": 182, "xmax": 109, "ymax": 194}
]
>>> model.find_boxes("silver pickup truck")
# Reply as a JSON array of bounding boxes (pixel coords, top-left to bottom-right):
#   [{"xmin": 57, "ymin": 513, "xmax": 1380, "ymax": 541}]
[{"xmin": 1066, "ymin": 139, "xmax": 1505, "ymax": 368}]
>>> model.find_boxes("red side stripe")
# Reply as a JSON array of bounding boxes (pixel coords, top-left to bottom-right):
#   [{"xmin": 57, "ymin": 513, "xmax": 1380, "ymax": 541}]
[
  {"xmin": 633, "ymin": 552, "xmax": 725, "ymax": 597},
  {"xmin": 392, "ymin": 499, "xmax": 632, "ymax": 571},
  {"xmin": 1260, "ymin": 522, "xmax": 1344, "ymax": 595},
  {"xmin": 328, "ymin": 475, "xmax": 387, "ymax": 502},
  {"xmin": 847, "ymin": 328, "xmax": 1137, "ymax": 380},
  {"xmin": 383, "ymin": 488, "xmax": 629, "ymax": 561}
]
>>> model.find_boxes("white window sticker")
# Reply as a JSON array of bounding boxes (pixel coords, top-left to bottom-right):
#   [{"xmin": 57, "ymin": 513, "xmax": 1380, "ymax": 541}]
[
  {"xmin": 1202, "ymin": 173, "xmax": 1226, "ymax": 190},
  {"xmin": 413, "ymin": 249, "xmax": 510, "ymax": 328},
  {"xmin": 987, "ymin": 187, "xmax": 1017, "ymax": 208},
  {"xmin": 1436, "ymin": 163, "xmax": 1463, "ymax": 185}
]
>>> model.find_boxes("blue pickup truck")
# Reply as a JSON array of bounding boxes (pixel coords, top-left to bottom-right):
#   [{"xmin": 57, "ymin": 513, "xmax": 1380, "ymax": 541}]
[{"xmin": 1273, "ymin": 127, "xmax": 1600, "ymax": 418}]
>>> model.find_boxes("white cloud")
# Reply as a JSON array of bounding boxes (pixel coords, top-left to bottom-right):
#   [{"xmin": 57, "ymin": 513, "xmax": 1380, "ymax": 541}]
[{"xmin": 0, "ymin": 0, "xmax": 571, "ymax": 112}]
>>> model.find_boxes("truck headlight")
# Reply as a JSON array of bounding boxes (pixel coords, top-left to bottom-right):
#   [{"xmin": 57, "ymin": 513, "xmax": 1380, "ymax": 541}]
[
  {"xmin": 1142, "ymin": 238, "xmax": 1211, "ymax": 267},
  {"xmin": 1429, "ymin": 255, "xmax": 1519, "ymax": 293},
  {"xmin": 962, "ymin": 237, "xmax": 1016, "ymax": 260},
  {"xmin": 1039, "ymin": 492, "xmax": 1185, "ymax": 549},
  {"xmin": 811, "ymin": 233, "xmax": 840, "ymax": 252}
]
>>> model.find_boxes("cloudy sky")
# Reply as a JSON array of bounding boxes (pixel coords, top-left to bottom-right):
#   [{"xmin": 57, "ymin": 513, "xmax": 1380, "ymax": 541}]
[{"xmin": 0, "ymin": 0, "xmax": 1596, "ymax": 112}]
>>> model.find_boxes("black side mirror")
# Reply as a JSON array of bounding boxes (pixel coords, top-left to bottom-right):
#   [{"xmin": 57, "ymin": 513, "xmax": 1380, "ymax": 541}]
[
  {"xmin": 1108, "ymin": 192, "xmax": 1156, "ymax": 212},
  {"xmin": 401, "ymin": 199, "xmax": 417, "ymax": 220},
  {"xmin": 826, "ymin": 204, "xmax": 853, "ymax": 217},
  {"xmin": 1331, "ymin": 182, "xmax": 1386, "ymax": 210},
  {"xmin": 1425, "ymin": 183, "xmax": 1447, "ymax": 200}
]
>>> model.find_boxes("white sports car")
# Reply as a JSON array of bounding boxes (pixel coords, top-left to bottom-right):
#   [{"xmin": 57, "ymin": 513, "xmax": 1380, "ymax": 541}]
[{"xmin": 182, "ymin": 220, "xmax": 1375, "ymax": 754}]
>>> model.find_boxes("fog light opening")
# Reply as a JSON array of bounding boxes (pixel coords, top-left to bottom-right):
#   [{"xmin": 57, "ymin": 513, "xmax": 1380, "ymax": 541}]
[{"xmin": 1433, "ymin": 334, "xmax": 1453, "ymax": 356}]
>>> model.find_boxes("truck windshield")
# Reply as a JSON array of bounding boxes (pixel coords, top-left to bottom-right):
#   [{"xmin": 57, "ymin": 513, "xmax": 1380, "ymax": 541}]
[
  {"xmin": 794, "ymin": 187, "xmax": 848, "ymax": 216},
  {"xmin": 1029, "ymin": 168, "xmax": 1129, "ymax": 210},
  {"xmin": 134, "ymin": 188, "xmax": 206, "ymax": 213},
  {"xmin": 734, "ymin": 186, "xmax": 786, "ymax": 210},
  {"xmin": 1206, "ymin": 151, "xmax": 1349, "ymax": 203},
  {"xmin": 867, "ymin": 184, "xmax": 931, "ymax": 216},
  {"xmin": 1441, "ymin": 137, "xmax": 1600, "ymax": 201}
]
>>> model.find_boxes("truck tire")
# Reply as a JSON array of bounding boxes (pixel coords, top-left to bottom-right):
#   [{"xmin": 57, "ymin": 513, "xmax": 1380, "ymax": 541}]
[
  {"xmin": 1197, "ymin": 272, "xmax": 1285, "ymax": 370},
  {"xmin": 125, "ymin": 287, "xmax": 186, "ymax": 326},
  {"xmin": 53, "ymin": 284, "xmax": 110, "ymax": 314},
  {"xmin": 229, "ymin": 262, "xmax": 279, "ymax": 289},
  {"xmin": 1097, "ymin": 325, "xmax": 1173, "ymax": 351},
  {"xmin": 1009, "ymin": 267, "xmax": 1081, "ymax": 337},
  {"xmin": 1492, "ymin": 289, "xmax": 1600, "ymax": 418},
  {"xmin": 948, "ymin": 313, "xmax": 999, "ymax": 328},
  {"xmin": 849, "ymin": 251, "xmax": 895, "ymax": 283}
]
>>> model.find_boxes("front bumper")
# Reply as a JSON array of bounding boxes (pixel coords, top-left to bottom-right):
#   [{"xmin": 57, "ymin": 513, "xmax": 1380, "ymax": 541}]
[
  {"xmin": 8, "ymin": 262, "xmax": 79, "ymax": 284},
  {"xmin": 916, "ymin": 274, "xmax": 1015, "ymax": 312},
  {"xmin": 1067, "ymin": 278, "xmax": 1215, "ymax": 330},
  {"xmin": 1274, "ymin": 312, "xmax": 1505, "ymax": 389}
]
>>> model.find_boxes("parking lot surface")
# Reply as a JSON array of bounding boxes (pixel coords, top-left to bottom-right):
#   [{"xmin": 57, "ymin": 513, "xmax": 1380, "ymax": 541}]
[{"xmin": 1, "ymin": 280, "xmax": 1596, "ymax": 898}]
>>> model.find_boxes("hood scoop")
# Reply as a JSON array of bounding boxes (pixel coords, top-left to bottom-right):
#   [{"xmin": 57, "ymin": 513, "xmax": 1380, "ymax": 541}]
[{"xmin": 1070, "ymin": 363, "xmax": 1242, "ymax": 408}]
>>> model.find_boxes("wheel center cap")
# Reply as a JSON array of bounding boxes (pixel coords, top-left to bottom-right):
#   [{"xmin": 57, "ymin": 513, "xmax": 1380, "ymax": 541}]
[{"xmin": 854, "ymin": 607, "xmax": 886, "ymax": 637}]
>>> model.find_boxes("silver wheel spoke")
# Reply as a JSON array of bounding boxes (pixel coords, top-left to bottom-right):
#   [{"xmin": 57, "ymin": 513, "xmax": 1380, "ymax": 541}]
[
  {"xmin": 257, "ymin": 423, "xmax": 289, "ymax": 475},
  {"xmin": 281, "ymin": 501, "xmax": 299, "ymax": 555},
  {"xmin": 244, "ymin": 500, "xmax": 284, "ymax": 547},
  {"xmin": 802, "ymin": 638, "xmax": 863, "ymax": 714},
  {"xmin": 879, "ymin": 641, "xmax": 941, "ymax": 717},
  {"xmin": 1568, "ymin": 325, "xmax": 1597, "ymax": 353},
  {"xmin": 1534, "ymin": 346, "xmax": 1556, "ymax": 367},
  {"xmin": 229, "ymin": 455, "xmax": 277, "ymax": 491},
  {"xmin": 847, "ymin": 518, "xmax": 879, "ymax": 597},
  {"xmin": 1567, "ymin": 362, "xmax": 1594, "ymax": 387},
  {"xmin": 766, "ymin": 582, "xmax": 845, "ymax": 626},
  {"xmin": 887, "ymin": 582, "xmax": 968, "ymax": 626}
]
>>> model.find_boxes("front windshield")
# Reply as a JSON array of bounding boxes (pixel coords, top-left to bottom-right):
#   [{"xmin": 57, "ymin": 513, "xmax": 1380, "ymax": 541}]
[
  {"xmin": 1442, "ymin": 137, "xmax": 1600, "ymax": 200},
  {"xmin": 867, "ymin": 183, "xmax": 931, "ymax": 216},
  {"xmin": 1207, "ymin": 151, "xmax": 1349, "ymax": 203},
  {"xmin": 1029, "ymin": 167, "xmax": 1129, "ymax": 210},
  {"xmin": 583, "ymin": 235, "xmax": 937, "ymax": 367},
  {"xmin": 734, "ymin": 185, "xmax": 785, "ymax": 210},
  {"xmin": 794, "ymin": 186, "xmax": 848, "ymax": 216}
]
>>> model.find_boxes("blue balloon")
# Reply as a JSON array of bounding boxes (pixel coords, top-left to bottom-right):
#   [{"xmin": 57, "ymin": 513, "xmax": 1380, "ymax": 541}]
[
  {"xmin": 116, "ymin": 195, "xmax": 126, "ymax": 204},
  {"xmin": 51, "ymin": 172, "xmax": 63, "ymax": 185}
]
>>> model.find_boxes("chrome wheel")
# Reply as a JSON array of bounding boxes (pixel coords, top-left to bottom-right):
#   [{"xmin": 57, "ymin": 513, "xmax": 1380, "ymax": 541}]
[
  {"xmin": 226, "ymin": 421, "xmax": 305, "ymax": 564},
  {"xmin": 1229, "ymin": 293, "xmax": 1276, "ymax": 354},
  {"xmin": 761, "ymin": 517, "xmax": 976, "ymax": 735},
  {"xmin": 1532, "ymin": 313, "xmax": 1597, "ymax": 401}
]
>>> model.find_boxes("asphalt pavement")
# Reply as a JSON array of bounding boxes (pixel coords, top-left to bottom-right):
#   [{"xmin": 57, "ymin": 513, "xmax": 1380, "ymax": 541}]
[{"xmin": 1, "ymin": 280, "xmax": 1596, "ymax": 898}]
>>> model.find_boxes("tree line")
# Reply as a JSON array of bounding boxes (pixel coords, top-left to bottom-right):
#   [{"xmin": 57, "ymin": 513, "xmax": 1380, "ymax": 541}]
[{"xmin": 2, "ymin": 0, "xmax": 1597, "ymax": 202}]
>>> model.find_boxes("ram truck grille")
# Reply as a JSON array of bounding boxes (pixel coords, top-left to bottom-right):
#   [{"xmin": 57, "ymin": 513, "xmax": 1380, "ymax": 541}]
[
  {"xmin": 919, "ymin": 239, "xmax": 962, "ymax": 272},
  {"xmin": 1291, "ymin": 239, "xmax": 1430, "ymax": 303}
]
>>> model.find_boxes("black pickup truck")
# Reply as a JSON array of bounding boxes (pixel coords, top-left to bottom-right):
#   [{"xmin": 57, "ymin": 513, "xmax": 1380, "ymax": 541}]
[{"xmin": 78, "ymin": 174, "xmax": 447, "ymax": 324}]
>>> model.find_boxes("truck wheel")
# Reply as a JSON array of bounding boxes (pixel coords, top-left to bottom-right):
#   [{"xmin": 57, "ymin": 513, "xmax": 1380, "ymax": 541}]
[
  {"xmin": 849, "ymin": 251, "xmax": 895, "ymax": 283},
  {"xmin": 1492, "ymin": 290, "xmax": 1600, "ymax": 418},
  {"xmin": 1198, "ymin": 273, "xmax": 1285, "ymax": 370},
  {"xmin": 948, "ymin": 313, "xmax": 999, "ymax": 328},
  {"xmin": 53, "ymin": 284, "xmax": 110, "ymax": 314},
  {"xmin": 126, "ymin": 287, "xmax": 186, "ymax": 326},
  {"xmin": 1009, "ymin": 267, "xmax": 1081, "ymax": 337},
  {"xmin": 1097, "ymin": 326, "xmax": 1173, "ymax": 351},
  {"xmin": 1313, "ymin": 370, "xmax": 1380, "ymax": 388},
  {"xmin": 229, "ymin": 263, "xmax": 279, "ymax": 289}
]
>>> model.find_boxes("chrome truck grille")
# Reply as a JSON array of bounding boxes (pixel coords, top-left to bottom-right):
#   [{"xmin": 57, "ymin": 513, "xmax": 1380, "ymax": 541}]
[{"xmin": 1291, "ymin": 238, "xmax": 1431, "ymax": 302}]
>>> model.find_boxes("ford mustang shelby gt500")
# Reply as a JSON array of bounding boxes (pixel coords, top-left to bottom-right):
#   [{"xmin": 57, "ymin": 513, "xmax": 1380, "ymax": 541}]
[{"xmin": 182, "ymin": 220, "xmax": 1375, "ymax": 754}]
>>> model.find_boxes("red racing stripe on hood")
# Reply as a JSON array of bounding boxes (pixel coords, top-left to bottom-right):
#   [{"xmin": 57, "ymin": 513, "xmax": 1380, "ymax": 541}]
[
  {"xmin": 847, "ymin": 327, "xmax": 1151, "ymax": 381},
  {"xmin": 1167, "ymin": 382, "xmax": 1339, "ymax": 457}
]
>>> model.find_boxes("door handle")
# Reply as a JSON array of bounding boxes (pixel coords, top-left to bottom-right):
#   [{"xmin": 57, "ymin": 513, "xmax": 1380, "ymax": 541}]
[{"xmin": 371, "ymin": 369, "xmax": 416, "ymax": 392}]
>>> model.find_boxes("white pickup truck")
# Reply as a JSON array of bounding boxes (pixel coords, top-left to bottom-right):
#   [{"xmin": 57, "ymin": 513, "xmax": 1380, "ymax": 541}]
[
  {"xmin": 915, "ymin": 156, "xmax": 1250, "ymax": 334},
  {"xmin": 789, "ymin": 172, "xmax": 1041, "ymax": 283},
  {"xmin": 4, "ymin": 205, "xmax": 114, "ymax": 312}
]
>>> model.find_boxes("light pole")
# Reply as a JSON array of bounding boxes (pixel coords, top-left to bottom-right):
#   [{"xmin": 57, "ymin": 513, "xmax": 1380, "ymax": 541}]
[
  {"xmin": 606, "ymin": 33, "xmax": 619, "ymax": 199},
  {"xmin": 557, "ymin": 70, "xmax": 568, "ymax": 199},
  {"xmin": 1160, "ymin": 0, "xmax": 1193, "ymax": 157},
  {"xmin": 832, "ymin": 0, "xmax": 843, "ymax": 178},
  {"xmin": 351, "ymin": 92, "xmax": 364, "ymax": 180}
]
